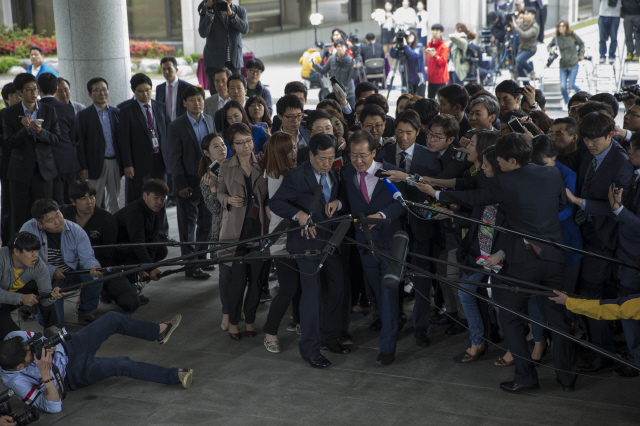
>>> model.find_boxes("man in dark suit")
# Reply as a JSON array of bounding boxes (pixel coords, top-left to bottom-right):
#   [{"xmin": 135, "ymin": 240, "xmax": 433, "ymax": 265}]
[
  {"xmin": 214, "ymin": 73, "xmax": 247, "ymax": 131},
  {"xmin": 118, "ymin": 73, "xmax": 171, "ymax": 240},
  {"xmin": 37, "ymin": 72, "xmax": 80, "ymax": 205},
  {"xmin": 299, "ymin": 110, "xmax": 333, "ymax": 164},
  {"xmin": 438, "ymin": 84, "xmax": 471, "ymax": 139},
  {"xmin": 376, "ymin": 110, "xmax": 442, "ymax": 347},
  {"xmin": 76, "ymin": 77, "xmax": 122, "ymax": 214},
  {"xmin": 203, "ymin": 67, "xmax": 231, "ymax": 115},
  {"xmin": 564, "ymin": 112, "xmax": 634, "ymax": 374},
  {"xmin": 156, "ymin": 57, "xmax": 194, "ymax": 123},
  {"xmin": 361, "ymin": 33, "xmax": 385, "ymax": 76},
  {"xmin": 3, "ymin": 73, "xmax": 60, "ymax": 234},
  {"xmin": 198, "ymin": 0, "xmax": 249, "ymax": 92},
  {"xmin": 334, "ymin": 130, "xmax": 405, "ymax": 365},
  {"xmin": 418, "ymin": 133, "xmax": 577, "ymax": 393},
  {"xmin": 0, "ymin": 83, "xmax": 21, "ymax": 245},
  {"xmin": 270, "ymin": 133, "xmax": 349, "ymax": 369},
  {"xmin": 166, "ymin": 86, "xmax": 215, "ymax": 280}
]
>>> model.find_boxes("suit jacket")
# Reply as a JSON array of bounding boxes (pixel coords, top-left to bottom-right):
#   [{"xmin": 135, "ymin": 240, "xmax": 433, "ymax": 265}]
[
  {"xmin": 459, "ymin": 114, "xmax": 471, "ymax": 139},
  {"xmin": 434, "ymin": 144, "xmax": 467, "ymax": 179},
  {"xmin": 204, "ymin": 94, "xmax": 224, "ymax": 119},
  {"xmin": 572, "ymin": 141, "xmax": 633, "ymax": 250},
  {"xmin": 269, "ymin": 161, "xmax": 341, "ymax": 254},
  {"xmin": 214, "ymin": 108, "xmax": 225, "ymax": 133},
  {"xmin": 338, "ymin": 160, "xmax": 405, "ymax": 243},
  {"xmin": 198, "ymin": 4, "xmax": 250, "ymax": 69},
  {"xmin": 3, "ymin": 102, "xmax": 60, "ymax": 182},
  {"xmin": 166, "ymin": 113, "xmax": 216, "ymax": 191},
  {"xmin": 118, "ymin": 99, "xmax": 170, "ymax": 177},
  {"xmin": 156, "ymin": 79, "xmax": 194, "ymax": 121},
  {"xmin": 614, "ymin": 174, "xmax": 640, "ymax": 263},
  {"xmin": 76, "ymin": 104, "xmax": 122, "ymax": 179},
  {"xmin": 39, "ymin": 96, "xmax": 79, "ymax": 175},
  {"xmin": 216, "ymin": 153, "xmax": 268, "ymax": 252},
  {"xmin": 116, "ymin": 98, "xmax": 136, "ymax": 110},
  {"xmin": 439, "ymin": 164, "xmax": 567, "ymax": 264},
  {"xmin": 0, "ymin": 109, "xmax": 10, "ymax": 180},
  {"xmin": 26, "ymin": 62, "xmax": 58, "ymax": 79}
]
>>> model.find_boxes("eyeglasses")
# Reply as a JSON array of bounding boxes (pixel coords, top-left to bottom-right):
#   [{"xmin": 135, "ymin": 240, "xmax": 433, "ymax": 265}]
[
  {"xmin": 234, "ymin": 138, "xmax": 253, "ymax": 147},
  {"xmin": 283, "ymin": 114, "xmax": 303, "ymax": 122},
  {"xmin": 363, "ymin": 123, "xmax": 384, "ymax": 132},
  {"xmin": 427, "ymin": 131, "xmax": 446, "ymax": 141},
  {"xmin": 247, "ymin": 69, "xmax": 262, "ymax": 75},
  {"xmin": 625, "ymin": 110, "xmax": 640, "ymax": 119},
  {"xmin": 349, "ymin": 152, "xmax": 373, "ymax": 161},
  {"xmin": 21, "ymin": 88, "xmax": 38, "ymax": 94},
  {"xmin": 91, "ymin": 88, "xmax": 109, "ymax": 93},
  {"xmin": 313, "ymin": 125, "xmax": 333, "ymax": 133}
]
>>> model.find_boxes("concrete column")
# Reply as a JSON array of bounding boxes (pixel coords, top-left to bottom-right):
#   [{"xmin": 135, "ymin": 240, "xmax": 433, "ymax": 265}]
[
  {"xmin": 0, "ymin": 0, "xmax": 13, "ymax": 28},
  {"xmin": 426, "ymin": 0, "xmax": 483, "ymax": 34},
  {"xmin": 52, "ymin": 0, "xmax": 131, "ymax": 106}
]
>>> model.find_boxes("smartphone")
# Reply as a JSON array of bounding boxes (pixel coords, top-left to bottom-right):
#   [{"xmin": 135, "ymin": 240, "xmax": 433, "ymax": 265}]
[
  {"xmin": 612, "ymin": 182, "xmax": 617, "ymax": 192},
  {"xmin": 330, "ymin": 76, "xmax": 347, "ymax": 99},
  {"xmin": 406, "ymin": 174, "xmax": 422, "ymax": 184},
  {"xmin": 210, "ymin": 160, "xmax": 220, "ymax": 175},
  {"xmin": 333, "ymin": 157, "xmax": 344, "ymax": 169},
  {"xmin": 508, "ymin": 116, "xmax": 525, "ymax": 134},
  {"xmin": 374, "ymin": 168, "xmax": 388, "ymax": 178},
  {"xmin": 35, "ymin": 119, "xmax": 44, "ymax": 124},
  {"xmin": 453, "ymin": 147, "xmax": 467, "ymax": 162}
]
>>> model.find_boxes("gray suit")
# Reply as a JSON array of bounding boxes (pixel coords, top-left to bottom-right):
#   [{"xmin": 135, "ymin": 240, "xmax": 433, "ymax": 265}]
[
  {"xmin": 198, "ymin": 4, "xmax": 249, "ymax": 70},
  {"xmin": 203, "ymin": 94, "xmax": 224, "ymax": 119}
]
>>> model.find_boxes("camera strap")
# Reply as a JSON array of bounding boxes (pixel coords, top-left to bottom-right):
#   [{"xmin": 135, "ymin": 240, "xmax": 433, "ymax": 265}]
[{"xmin": 51, "ymin": 365, "xmax": 67, "ymax": 400}]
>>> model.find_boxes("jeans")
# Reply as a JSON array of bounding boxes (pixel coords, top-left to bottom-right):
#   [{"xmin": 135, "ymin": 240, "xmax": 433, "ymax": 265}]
[
  {"xmin": 515, "ymin": 49, "xmax": 536, "ymax": 80},
  {"xmin": 458, "ymin": 272, "xmax": 485, "ymax": 346},
  {"xmin": 35, "ymin": 274, "xmax": 102, "ymax": 327},
  {"xmin": 599, "ymin": 16, "xmax": 621, "ymax": 59},
  {"xmin": 64, "ymin": 311, "xmax": 179, "ymax": 390},
  {"xmin": 559, "ymin": 64, "xmax": 581, "ymax": 104}
]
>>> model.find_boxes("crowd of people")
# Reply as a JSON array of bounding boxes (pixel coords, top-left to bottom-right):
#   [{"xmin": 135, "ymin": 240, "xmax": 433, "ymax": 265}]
[{"xmin": 0, "ymin": 0, "xmax": 638, "ymax": 418}]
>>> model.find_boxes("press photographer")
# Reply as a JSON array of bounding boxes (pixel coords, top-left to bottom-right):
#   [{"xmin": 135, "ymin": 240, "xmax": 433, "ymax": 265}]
[
  {"xmin": 198, "ymin": 0, "xmax": 249, "ymax": 93},
  {"xmin": 0, "ymin": 312, "xmax": 191, "ymax": 414}
]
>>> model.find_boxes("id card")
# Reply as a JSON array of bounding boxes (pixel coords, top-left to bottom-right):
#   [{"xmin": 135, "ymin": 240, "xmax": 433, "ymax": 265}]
[{"xmin": 152, "ymin": 137, "xmax": 159, "ymax": 149}]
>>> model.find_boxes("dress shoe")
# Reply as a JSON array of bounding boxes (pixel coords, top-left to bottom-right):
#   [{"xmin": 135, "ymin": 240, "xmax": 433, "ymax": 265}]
[
  {"xmin": 159, "ymin": 235, "xmax": 176, "ymax": 243},
  {"xmin": 339, "ymin": 331, "xmax": 354, "ymax": 346},
  {"xmin": 376, "ymin": 352, "xmax": 395, "ymax": 366},
  {"xmin": 414, "ymin": 327, "xmax": 431, "ymax": 348},
  {"xmin": 201, "ymin": 264, "xmax": 216, "ymax": 271},
  {"xmin": 78, "ymin": 312, "xmax": 100, "ymax": 325},
  {"xmin": 445, "ymin": 319, "xmax": 468, "ymax": 335},
  {"xmin": 320, "ymin": 343, "xmax": 351, "ymax": 354},
  {"xmin": 499, "ymin": 381, "xmax": 540, "ymax": 394},
  {"xmin": 369, "ymin": 318, "xmax": 382, "ymax": 331},
  {"xmin": 185, "ymin": 268, "xmax": 211, "ymax": 279},
  {"xmin": 556, "ymin": 378, "xmax": 574, "ymax": 392},
  {"xmin": 615, "ymin": 363, "xmax": 640, "ymax": 377},
  {"xmin": 285, "ymin": 321, "xmax": 297, "ymax": 332},
  {"xmin": 302, "ymin": 354, "xmax": 331, "ymax": 368},
  {"xmin": 260, "ymin": 290, "xmax": 272, "ymax": 303},
  {"xmin": 138, "ymin": 294, "xmax": 150, "ymax": 306},
  {"xmin": 229, "ymin": 331, "xmax": 242, "ymax": 341},
  {"xmin": 578, "ymin": 356, "xmax": 614, "ymax": 374},
  {"xmin": 245, "ymin": 328, "xmax": 257, "ymax": 338},
  {"xmin": 431, "ymin": 313, "xmax": 454, "ymax": 326}
]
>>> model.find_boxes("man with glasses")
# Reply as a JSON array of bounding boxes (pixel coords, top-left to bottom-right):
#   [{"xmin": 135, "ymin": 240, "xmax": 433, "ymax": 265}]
[
  {"xmin": 360, "ymin": 104, "xmax": 387, "ymax": 147},
  {"xmin": 614, "ymin": 98, "xmax": 640, "ymax": 142},
  {"xmin": 330, "ymin": 130, "xmax": 405, "ymax": 365},
  {"xmin": 245, "ymin": 58, "xmax": 272, "ymax": 115},
  {"xmin": 270, "ymin": 133, "xmax": 349, "ymax": 369},
  {"xmin": 118, "ymin": 73, "xmax": 171, "ymax": 241},
  {"xmin": 55, "ymin": 78, "xmax": 85, "ymax": 115},
  {"xmin": 300, "ymin": 110, "xmax": 333, "ymax": 164},
  {"xmin": 3, "ymin": 73, "xmax": 60, "ymax": 235},
  {"xmin": 276, "ymin": 94, "xmax": 309, "ymax": 153},
  {"xmin": 76, "ymin": 77, "xmax": 123, "ymax": 214}
]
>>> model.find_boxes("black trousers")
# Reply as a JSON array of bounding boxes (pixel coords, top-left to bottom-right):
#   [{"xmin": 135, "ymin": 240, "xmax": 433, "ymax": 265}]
[
  {"xmin": 428, "ymin": 83, "xmax": 446, "ymax": 100},
  {"xmin": 10, "ymin": 173, "xmax": 53, "ymax": 235},
  {"xmin": 536, "ymin": 5, "xmax": 548, "ymax": 43},
  {"xmin": 52, "ymin": 171, "xmax": 79, "ymax": 206},
  {"xmin": 296, "ymin": 255, "xmax": 344, "ymax": 358},
  {"xmin": 263, "ymin": 257, "xmax": 301, "ymax": 335},
  {"xmin": 410, "ymin": 236, "xmax": 433, "ymax": 331},
  {"xmin": 1, "ymin": 177, "xmax": 11, "ymax": 246},
  {"xmin": 176, "ymin": 185, "xmax": 213, "ymax": 257},
  {"xmin": 0, "ymin": 280, "xmax": 58, "ymax": 339},
  {"xmin": 495, "ymin": 252, "xmax": 577, "ymax": 387},
  {"xmin": 103, "ymin": 276, "xmax": 140, "ymax": 313},
  {"xmin": 205, "ymin": 62, "xmax": 240, "ymax": 96},
  {"xmin": 124, "ymin": 153, "xmax": 169, "ymax": 238},
  {"xmin": 578, "ymin": 223, "xmax": 615, "ymax": 358},
  {"xmin": 228, "ymin": 217, "xmax": 264, "ymax": 325}
]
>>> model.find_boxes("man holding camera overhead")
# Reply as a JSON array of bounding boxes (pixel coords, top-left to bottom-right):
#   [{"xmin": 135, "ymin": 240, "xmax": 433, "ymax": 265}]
[{"xmin": 199, "ymin": 0, "xmax": 249, "ymax": 94}]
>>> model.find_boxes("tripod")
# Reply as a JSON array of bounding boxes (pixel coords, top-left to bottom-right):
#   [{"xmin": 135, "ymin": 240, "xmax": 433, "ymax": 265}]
[{"xmin": 386, "ymin": 42, "xmax": 413, "ymax": 98}]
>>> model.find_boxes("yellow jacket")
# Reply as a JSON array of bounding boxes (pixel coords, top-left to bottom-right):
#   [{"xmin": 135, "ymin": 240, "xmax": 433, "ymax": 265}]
[
  {"xmin": 567, "ymin": 294, "xmax": 640, "ymax": 320},
  {"xmin": 299, "ymin": 48, "xmax": 322, "ymax": 79}
]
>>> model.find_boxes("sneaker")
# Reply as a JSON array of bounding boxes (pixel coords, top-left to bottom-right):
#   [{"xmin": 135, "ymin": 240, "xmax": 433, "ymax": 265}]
[
  {"xmin": 78, "ymin": 312, "xmax": 100, "ymax": 325},
  {"xmin": 599, "ymin": 57, "xmax": 606, "ymax": 64},
  {"xmin": 627, "ymin": 52, "xmax": 633, "ymax": 60},
  {"xmin": 528, "ymin": 71, "xmax": 536, "ymax": 80},
  {"xmin": 285, "ymin": 321, "xmax": 297, "ymax": 332},
  {"xmin": 179, "ymin": 369, "xmax": 193, "ymax": 389},
  {"xmin": 264, "ymin": 337, "xmax": 281, "ymax": 353},
  {"xmin": 260, "ymin": 291, "xmax": 272, "ymax": 303},
  {"xmin": 158, "ymin": 314, "xmax": 182, "ymax": 345},
  {"xmin": 634, "ymin": 55, "xmax": 639, "ymax": 61},
  {"xmin": 609, "ymin": 58, "xmax": 615, "ymax": 64}
]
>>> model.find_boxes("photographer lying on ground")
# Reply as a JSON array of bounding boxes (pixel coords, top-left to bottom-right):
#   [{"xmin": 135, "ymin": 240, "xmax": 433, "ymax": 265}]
[{"xmin": 0, "ymin": 311, "xmax": 190, "ymax": 413}]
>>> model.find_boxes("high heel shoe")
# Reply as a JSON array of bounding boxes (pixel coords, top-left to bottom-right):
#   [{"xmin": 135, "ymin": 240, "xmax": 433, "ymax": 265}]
[
  {"xmin": 531, "ymin": 343, "xmax": 548, "ymax": 363},
  {"xmin": 245, "ymin": 325, "xmax": 257, "ymax": 338},
  {"xmin": 229, "ymin": 331, "xmax": 241, "ymax": 341},
  {"xmin": 221, "ymin": 320, "xmax": 229, "ymax": 331}
]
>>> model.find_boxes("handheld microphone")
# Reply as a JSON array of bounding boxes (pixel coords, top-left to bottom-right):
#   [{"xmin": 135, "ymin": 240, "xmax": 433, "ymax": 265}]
[
  {"xmin": 316, "ymin": 219, "xmax": 352, "ymax": 273},
  {"xmin": 261, "ymin": 218, "xmax": 292, "ymax": 252},
  {"xmin": 383, "ymin": 231, "xmax": 410, "ymax": 290},
  {"xmin": 304, "ymin": 184, "xmax": 324, "ymax": 236},
  {"xmin": 382, "ymin": 178, "xmax": 404, "ymax": 202},
  {"xmin": 359, "ymin": 213, "xmax": 375, "ymax": 250}
]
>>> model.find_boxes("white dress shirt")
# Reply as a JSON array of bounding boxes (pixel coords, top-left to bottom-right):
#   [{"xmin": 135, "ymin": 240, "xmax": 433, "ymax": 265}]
[
  {"xmin": 353, "ymin": 161, "xmax": 386, "ymax": 218},
  {"xmin": 396, "ymin": 142, "xmax": 415, "ymax": 172}
]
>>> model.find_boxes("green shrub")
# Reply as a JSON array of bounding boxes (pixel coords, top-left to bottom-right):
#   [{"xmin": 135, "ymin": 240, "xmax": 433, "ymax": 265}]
[
  {"xmin": 0, "ymin": 57, "xmax": 20, "ymax": 74},
  {"xmin": 190, "ymin": 53, "xmax": 202, "ymax": 64}
]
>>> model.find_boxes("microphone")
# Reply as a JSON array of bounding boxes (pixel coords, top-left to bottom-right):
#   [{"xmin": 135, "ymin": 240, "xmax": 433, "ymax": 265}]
[
  {"xmin": 359, "ymin": 213, "xmax": 375, "ymax": 250},
  {"xmin": 261, "ymin": 218, "xmax": 292, "ymax": 252},
  {"xmin": 304, "ymin": 184, "xmax": 324, "ymax": 236},
  {"xmin": 383, "ymin": 231, "xmax": 410, "ymax": 290},
  {"xmin": 316, "ymin": 219, "xmax": 352, "ymax": 273},
  {"xmin": 382, "ymin": 178, "xmax": 404, "ymax": 202}
]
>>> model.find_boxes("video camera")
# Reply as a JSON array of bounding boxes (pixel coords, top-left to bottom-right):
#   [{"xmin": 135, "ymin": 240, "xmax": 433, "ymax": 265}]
[
  {"xmin": 393, "ymin": 28, "xmax": 409, "ymax": 49},
  {"xmin": 348, "ymin": 29, "xmax": 359, "ymax": 45},
  {"xmin": 24, "ymin": 328, "xmax": 72, "ymax": 360},
  {"xmin": 614, "ymin": 84, "xmax": 640, "ymax": 102},
  {"xmin": 0, "ymin": 389, "xmax": 40, "ymax": 426}
]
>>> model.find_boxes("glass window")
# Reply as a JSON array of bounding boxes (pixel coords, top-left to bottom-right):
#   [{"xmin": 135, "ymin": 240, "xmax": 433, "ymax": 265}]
[
  {"xmin": 170, "ymin": 0, "xmax": 183, "ymax": 39},
  {"xmin": 127, "ymin": 0, "xmax": 168, "ymax": 39},
  {"xmin": 240, "ymin": 0, "xmax": 281, "ymax": 33},
  {"xmin": 32, "ymin": 0, "xmax": 55, "ymax": 35},
  {"xmin": 317, "ymin": 0, "xmax": 350, "ymax": 23}
]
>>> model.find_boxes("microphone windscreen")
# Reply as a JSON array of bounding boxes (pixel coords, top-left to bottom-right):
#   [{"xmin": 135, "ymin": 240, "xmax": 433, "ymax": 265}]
[
  {"xmin": 383, "ymin": 231, "xmax": 410, "ymax": 289},
  {"xmin": 382, "ymin": 178, "xmax": 403, "ymax": 201}
]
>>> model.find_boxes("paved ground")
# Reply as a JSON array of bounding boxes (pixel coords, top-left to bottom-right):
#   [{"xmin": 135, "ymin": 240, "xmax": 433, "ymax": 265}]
[{"xmin": 2, "ymin": 22, "xmax": 640, "ymax": 426}]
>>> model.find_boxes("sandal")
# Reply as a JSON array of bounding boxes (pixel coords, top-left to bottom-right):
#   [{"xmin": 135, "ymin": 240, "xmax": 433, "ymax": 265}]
[{"xmin": 494, "ymin": 354, "xmax": 515, "ymax": 367}]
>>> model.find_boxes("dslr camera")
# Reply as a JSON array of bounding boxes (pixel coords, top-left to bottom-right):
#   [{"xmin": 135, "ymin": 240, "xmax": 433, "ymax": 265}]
[
  {"xmin": 614, "ymin": 84, "xmax": 640, "ymax": 102},
  {"xmin": 25, "ymin": 328, "xmax": 72, "ymax": 360},
  {"xmin": 546, "ymin": 51, "xmax": 559, "ymax": 67},
  {"xmin": 0, "ymin": 389, "xmax": 40, "ymax": 426},
  {"xmin": 393, "ymin": 29, "xmax": 409, "ymax": 49}
]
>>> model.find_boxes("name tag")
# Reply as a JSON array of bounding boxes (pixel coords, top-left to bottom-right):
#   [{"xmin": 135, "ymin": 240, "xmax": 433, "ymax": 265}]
[{"xmin": 152, "ymin": 137, "xmax": 159, "ymax": 149}]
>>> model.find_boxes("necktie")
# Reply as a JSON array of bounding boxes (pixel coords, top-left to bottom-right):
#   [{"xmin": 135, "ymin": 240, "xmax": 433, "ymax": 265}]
[
  {"xmin": 575, "ymin": 156, "xmax": 598, "ymax": 225},
  {"xmin": 144, "ymin": 104, "xmax": 160, "ymax": 153},
  {"xmin": 320, "ymin": 174, "xmax": 331, "ymax": 203},
  {"xmin": 167, "ymin": 83, "xmax": 173, "ymax": 120},
  {"xmin": 359, "ymin": 172, "xmax": 370, "ymax": 203},
  {"xmin": 399, "ymin": 151, "xmax": 407, "ymax": 171}
]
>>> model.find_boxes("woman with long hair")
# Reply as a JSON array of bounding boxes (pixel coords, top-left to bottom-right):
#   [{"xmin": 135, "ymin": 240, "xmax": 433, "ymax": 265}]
[
  {"xmin": 198, "ymin": 133, "xmax": 231, "ymax": 330},
  {"xmin": 449, "ymin": 23, "xmax": 478, "ymax": 85},
  {"xmin": 245, "ymin": 95, "xmax": 272, "ymax": 135},
  {"xmin": 221, "ymin": 100, "xmax": 269, "ymax": 156},
  {"xmin": 217, "ymin": 123, "xmax": 268, "ymax": 340},
  {"xmin": 547, "ymin": 21, "xmax": 585, "ymax": 105},
  {"xmin": 262, "ymin": 132, "xmax": 302, "ymax": 353}
]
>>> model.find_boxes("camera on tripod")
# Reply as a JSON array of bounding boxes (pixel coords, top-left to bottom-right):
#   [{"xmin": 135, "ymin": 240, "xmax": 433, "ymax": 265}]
[
  {"xmin": 24, "ymin": 328, "xmax": 72, "ymax": 360},
  {"xmin": 393, "ymin": 29, "xmax": 409, "ymax": 49},
  {"xmin": 0, "ymin": 389, "xmax": 40, "ymax": 426},
  {"xmin": 614, "ymin": 84, "xmax": 640, "ymax": 102}
]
